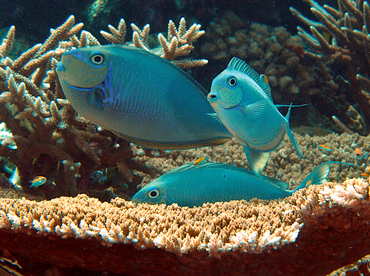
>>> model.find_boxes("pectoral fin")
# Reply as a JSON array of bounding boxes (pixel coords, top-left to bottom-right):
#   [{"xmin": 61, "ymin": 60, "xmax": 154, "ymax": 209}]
[
  {"xmin": 243, "ymin": 145, "xmax": 270, "ymax": 176},
  {"xmin": 240, "ymin": 99, "xmax": 268, "ymax": 119},
  {"xmin": 207, "ymin": 112, "xmax": 222, "ymax": 124}
]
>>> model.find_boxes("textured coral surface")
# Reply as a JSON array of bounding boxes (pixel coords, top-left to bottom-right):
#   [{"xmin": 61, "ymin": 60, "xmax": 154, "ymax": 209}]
[{"xmin": 0, "ymin": 178, "xmax": 369, "ymax": 275}]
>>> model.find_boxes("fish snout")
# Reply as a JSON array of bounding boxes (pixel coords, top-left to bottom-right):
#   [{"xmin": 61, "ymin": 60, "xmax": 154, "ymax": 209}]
[
  {"xmin": 131, "ymin": 193, "xmax": 144, "ymax": 204},
  {"xmin": 207, "ymin": 92, "xmax": 219, "ymax": 102}
]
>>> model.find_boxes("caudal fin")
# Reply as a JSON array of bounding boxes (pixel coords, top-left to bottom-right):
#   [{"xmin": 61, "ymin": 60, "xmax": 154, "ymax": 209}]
[{"xmin": 294, "ymin": 161, "xmax": 355, "ymax": 192}]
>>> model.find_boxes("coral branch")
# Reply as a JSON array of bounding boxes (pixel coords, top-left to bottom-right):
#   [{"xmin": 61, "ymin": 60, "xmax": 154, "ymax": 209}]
[{"xmin": 291, "ymin": 0, "xmax": 370, "ymax": 134}]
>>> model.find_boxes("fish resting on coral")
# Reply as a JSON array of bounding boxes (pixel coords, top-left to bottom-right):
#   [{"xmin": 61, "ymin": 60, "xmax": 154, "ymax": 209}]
[
  {"xmin": 208, "ymin": 57, "xmax": 305, "ymax": 175},
  {"xmin": 56, "ymin": 45, "xmax": 232, "ymax": 150},
  {"xmin": 131, "ymin": 159, "xmax": 347, "ymax": 207}
]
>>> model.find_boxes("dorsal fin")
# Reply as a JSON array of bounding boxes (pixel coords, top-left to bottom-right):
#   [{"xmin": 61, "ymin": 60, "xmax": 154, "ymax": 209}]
[
  {"xmin": 227, "ymin": 57, "xmax": 272, "ymax": 98},
  {"xmin": 259, "ymin": 74, "xmax": 272, "ymax": 98},
  {"xmin": 160, "ymin": 161, "xmax": 245, "ymax": 179}
]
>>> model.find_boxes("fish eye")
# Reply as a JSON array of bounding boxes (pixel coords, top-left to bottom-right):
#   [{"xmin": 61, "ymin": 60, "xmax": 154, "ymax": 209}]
[
  {"xmin": 90, "ymin": 53, "xmax": 104, "ymax": 65},
  {"xmin": 227, "ymin": 76, "xmax": 237, "ymax": 87},
  {"xmin": 148, "ymin": 189, "xmax": 160, "ymax": 199}
]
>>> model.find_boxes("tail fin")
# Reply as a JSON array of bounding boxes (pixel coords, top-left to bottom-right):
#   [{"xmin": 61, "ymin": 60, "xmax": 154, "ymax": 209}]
[{"xmin": 294, "ymin": 161, "xmax": 355, "ymax": 192}]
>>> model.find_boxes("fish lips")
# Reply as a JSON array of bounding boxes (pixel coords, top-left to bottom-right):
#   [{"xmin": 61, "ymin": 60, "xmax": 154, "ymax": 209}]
[
  {"xmin": 130, "ymin": 194, "xmax": 143, "ymax": 204},
  {"xmin": 207, "ymin": 92, "xmax": 219, "ymax": 104}
]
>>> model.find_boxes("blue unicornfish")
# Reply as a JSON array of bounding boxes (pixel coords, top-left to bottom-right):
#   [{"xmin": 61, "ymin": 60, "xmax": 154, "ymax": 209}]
[
  {"xmin": 207, "ymin": 57, "xmax": 304, "ymax": 175},
  {"xmin": 56, "ymin": 45, "xmax": 232, "ymax": 149},
  {"xmin": 131, "ymin": 160, "xmax": 347, "ymax": 207}
]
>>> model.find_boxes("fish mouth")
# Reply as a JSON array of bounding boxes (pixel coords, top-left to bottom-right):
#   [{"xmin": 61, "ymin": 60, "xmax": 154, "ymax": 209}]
[
  {"xmin": 64, "ymin": 80, "xmax": 96, "ymax": 91},
  {"xmin": 207, "ymin": 92, "xmax": 218, "ymax": 103},
  {"xmin": 130, "ymin": 192, "xmax": 145, "ymax": 203}
]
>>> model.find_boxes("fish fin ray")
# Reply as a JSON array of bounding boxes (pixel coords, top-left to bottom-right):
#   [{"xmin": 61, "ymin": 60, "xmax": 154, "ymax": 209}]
[
  {"xmin": 241, "ymin": 100, "xmax": 268, "ymax": 120},
  {"xmin": 275, "ymin": 103, "xmax": 308, "ymax": 108},
  {"xmin": 259, "ymin": 74, "xmax": 272, "ymax": 98},
  {"xmin": 294, "ymin": 161, "xmax": 356, "ymax": 192},
  {"xmin": 111, "ymin": 130, "xmax": 231, "ymax": 150},
  {"xmin": 228, "ymin": 57, "xmax": 272, "ymax": 98},
  {"xmin": 265, "ymin": 178, "xmax": 289, "ymax": 190},
  {"xmin": 163, "ymin": 161, "xmax": 251, "ymax": 177},
  {"xmin": 284, "ymin": 103, "xmax": 304, "ymax": 159},
  {"xmin": 243, "ymin": 146, "xmax": 270, "ymax": 176},
  {"xmin": 207, "ymin": 113, "xmax": 222, "ymax": 124},
  {"xmin": 285, "ymin": 124, "xmax": 304, "ymax": 159}
]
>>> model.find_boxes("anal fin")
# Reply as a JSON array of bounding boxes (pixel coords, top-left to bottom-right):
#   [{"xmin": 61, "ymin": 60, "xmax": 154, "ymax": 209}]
[{"xmin": 243, "ymin": 145, "xmax": 270, "ymax": 176}]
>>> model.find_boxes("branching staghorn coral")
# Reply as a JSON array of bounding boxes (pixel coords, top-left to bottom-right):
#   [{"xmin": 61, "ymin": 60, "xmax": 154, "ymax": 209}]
[
  {"xmin": 290, "ymin": 0, "xmax": 370, "ymax": 135},
  {"xmin": 99, "ymin": 16, "xmax": 208, "ymax": 68},
  {"xmin": 0, "ymin": 178, "xmax": 369, "ymax": 275},
  {"xmin": 0, "ymin": 15, "xmax": 206, "ymax": 199}
]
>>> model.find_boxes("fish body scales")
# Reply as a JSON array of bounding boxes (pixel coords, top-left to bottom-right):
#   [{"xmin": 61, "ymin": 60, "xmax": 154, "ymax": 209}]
[
  {"xmin": 131, "ymin": 161, "xmax": 337, "ymax": 207},
  {"xmin": 56, "ymin": 45, "xmax": 231, "ymax": 149},
  {"xmin": 132, "ymin": 162, "xmax": 291, "ymax": 207}
]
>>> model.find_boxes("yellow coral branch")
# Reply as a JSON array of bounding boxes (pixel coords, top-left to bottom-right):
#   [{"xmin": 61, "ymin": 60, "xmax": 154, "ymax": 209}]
[{"xmin": 100, "ymin": 19, "xmax": 127, "ymax": 44}]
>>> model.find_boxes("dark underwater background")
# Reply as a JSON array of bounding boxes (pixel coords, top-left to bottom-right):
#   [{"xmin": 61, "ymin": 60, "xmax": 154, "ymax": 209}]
[{"xmin": 0, "ymin": 0, "xmax": 355, "ymax": 135}]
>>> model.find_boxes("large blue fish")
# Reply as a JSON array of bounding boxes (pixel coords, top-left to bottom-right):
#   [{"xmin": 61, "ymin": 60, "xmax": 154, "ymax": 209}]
[
  {"xmin": 131, "ymin": 160, "xmax": 343, "ymax": 207},
  {"xmin": 207, "ymin": 57, "xmax": 304, "ymax": 175},
  {"xmin": 56, "ymin": 45, "xmax": 231, "ymax": 149}
]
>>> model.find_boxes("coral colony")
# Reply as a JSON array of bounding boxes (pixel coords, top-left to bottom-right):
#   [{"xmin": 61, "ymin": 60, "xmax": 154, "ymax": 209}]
[{"xmin": 0, "ymin": 1, "xmax": 370, "ymax": 274}]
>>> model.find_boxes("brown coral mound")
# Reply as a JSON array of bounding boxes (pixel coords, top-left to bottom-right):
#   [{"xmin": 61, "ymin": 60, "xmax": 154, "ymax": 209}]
[{"xmin": 0, "ymin": 178, "xmax": 369, "ymax": 275}]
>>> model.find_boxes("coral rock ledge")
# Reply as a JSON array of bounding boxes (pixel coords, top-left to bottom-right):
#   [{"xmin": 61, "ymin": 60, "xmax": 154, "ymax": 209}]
[{"xmin": 0, "ymin": 178, "xmax": 369, "ymax": 275}]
